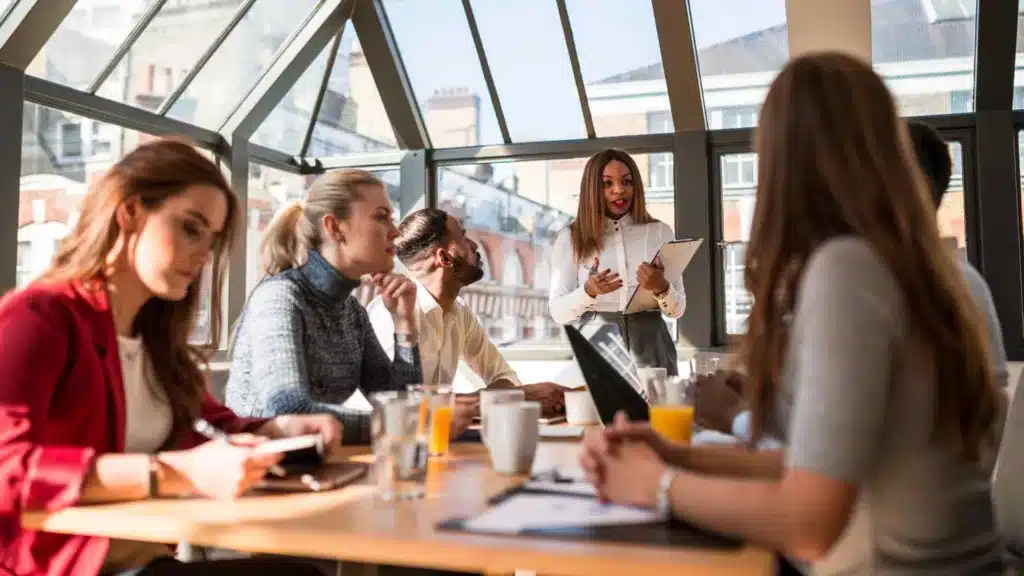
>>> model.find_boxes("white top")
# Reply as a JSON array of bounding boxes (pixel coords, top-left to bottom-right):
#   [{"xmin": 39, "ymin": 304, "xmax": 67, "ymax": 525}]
[
  {"xmin": 548, "ymin": 214, "xmax": 686, "ymax": 325},
  {"xmin": 116, "ymin": 335, "xmax": 172, "ymax": 453},
  {"xmin": 103, "ymin": 336, "xmax": 173, "ymax": 573},
  {"xmin": 368, "ymin": 280, "xmax": 521, "ymax": 388}
]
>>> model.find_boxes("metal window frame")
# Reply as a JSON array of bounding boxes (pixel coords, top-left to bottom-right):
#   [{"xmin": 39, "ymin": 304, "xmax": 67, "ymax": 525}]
[
  {"xmin": 555, "ymin": 0, "xmax": 595, "ymax": 139},
  {"xmin": 87, "ymin": 0, "xmax": 170, "ymax": 94},
  {"xmin": 298, "ymin": 29, "xmax": 344, "ymax": 158},
  {"xmin": 0, "ymin": 0, "xmax": 79, "ymax": 69},
  {"xmin": 462, "ymin": 0, "xmax": 510, "ymax": 145}
]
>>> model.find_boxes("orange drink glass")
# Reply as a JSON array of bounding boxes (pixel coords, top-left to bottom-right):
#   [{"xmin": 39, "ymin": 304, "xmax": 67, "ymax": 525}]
[
  {"xmin": 649, "ymin": 376, "xmax": 695, "ymax": 445},
  {"xmin": 407, "ymin": 384, "xmax": 454, "ymax": 457}
]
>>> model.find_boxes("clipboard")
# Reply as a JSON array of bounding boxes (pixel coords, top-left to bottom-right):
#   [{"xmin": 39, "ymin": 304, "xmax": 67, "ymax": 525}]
[
  {"xmin": 623, "ymin": 238, "xmax": 703, "ymax": 314},
  {"xmin": 436, "ymin": 482, "xmax": 741, "ymax": 550}
]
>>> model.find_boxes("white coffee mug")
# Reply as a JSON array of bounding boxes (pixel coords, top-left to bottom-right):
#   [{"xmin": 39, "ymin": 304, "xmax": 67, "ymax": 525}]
[
  {"xmin": 564, "ymin": 390, "xmax": 600, "ymax": 425},
  {"xmin": 479, "ymin": 389, "xmax": 525, "ymax": 446},
  {"xmin": 485, "ymin": 401, "xmax": 540, "ymax": 475}
]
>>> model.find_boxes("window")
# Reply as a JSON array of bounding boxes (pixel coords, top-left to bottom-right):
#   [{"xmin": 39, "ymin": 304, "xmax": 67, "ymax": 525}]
[
  {"xmin": 647, "ymin": 113, "xmax": 674, "ymax": 194},
  {"xmin": 709, "ymin": 106, "xmax": 760, "ymax": 130},
  {"xmin": 383, "ymin": 0, "xmax": 501, "ymax": 147},
  {"xmin": 872, "ymin": 0, "xmax": 977, "ymax": 116},
  {"xmin": 57, "ymin": 122, "xmax": 83, "ymax": 161},
  {"xmin": 722, "ymin": 154, "xmax": 757, "ymax": 189},
  {"xmin": 438, "ymin": 153, "xmax": 672, "ymax": 352},
  {"xmin": 689, "ymin": 0, "xmax": 789, "ymax": 129},
  {"xmin": 466, "ymin": 0, "xmax": 585, "ymax": 142},
  {"xmin": 938, "ymin": 142, "xmax": 967, "ymax": 253},
  {"xmin": 566, "ymin": 0, "xmax": 672, "ymax": 137}
]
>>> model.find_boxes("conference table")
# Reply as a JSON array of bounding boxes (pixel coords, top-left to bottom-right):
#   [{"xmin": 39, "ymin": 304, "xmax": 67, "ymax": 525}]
[{"xmin": 22, "ymin": 441, "xmax": 774, "ymax": 576}]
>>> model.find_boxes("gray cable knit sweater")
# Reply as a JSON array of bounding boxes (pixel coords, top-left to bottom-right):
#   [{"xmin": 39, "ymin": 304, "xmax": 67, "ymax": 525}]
[{"xmin": 224, "ymin": 250, "xmax": 422, "ymax": 444}]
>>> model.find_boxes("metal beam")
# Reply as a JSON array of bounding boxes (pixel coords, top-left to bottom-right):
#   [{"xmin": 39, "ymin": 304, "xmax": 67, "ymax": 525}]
[
  {"xmin": 24, "ymin": 75, "xmax": 226, "ymax": 151},
  {"xmin": 299, "ymin": 30, "xmax": 344, "ymax": 158},
  {"xmin": 462, "ymin": 0, "xmax": 510, "ymax": 144},
  {"xmin": 784, "ymin": 0, "xmax": 871, "ymax": 62},
  {"xmin": 555, "ymin": 0, "xmax": 595, "ymax": 139},
  {"xmin": 432, "ymin": 133, "xmax": 673, "ymax": 164},
  {"xmin": 225, "ymin": 135, "xmax": 251, "ymax": 333},
  {"xmin": 399, "ymin": 150, "xmax": 429, "ymax": 217},
  {"xmin": 674, "ymin": 129, "xmax": 714, "ymax": 348},
  {"xmin": 0, "ymin": 0, "xmax": 79, "ymax": 70},
  {"xmin": 156, "ymin": 0, "xmax": 258, "ymax": 116},
  {"xmin": 88, "ymin": 0, "xmax": 170, "ymax": 94},
  {"xmin": 974, "ymin": 0, "xmax": 1018, "ymax": 111},
  {"xmin": 249, "ymin": 142, "xmax": 304, "ymax": 174},
  {"xmin": 650, "ymin": 0, "xmax": 704, "ymax": 130},
  {"xmin": 0, "ymin": 64, "xmax": 23, "ymax": 293},
  {"xmin": 317, "ymin": 150, "xmax": 408, "ymax": 170},
  {"xmin": 219, "ymin": 0, "xmax": 349, "ymax": 140},
  {"xmin": 351, "ymin": 0, "xmax": 429, "ymax": 149}
]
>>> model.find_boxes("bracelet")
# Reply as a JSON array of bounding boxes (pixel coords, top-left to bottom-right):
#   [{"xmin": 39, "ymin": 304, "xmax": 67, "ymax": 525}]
[
  {"xmin": 147, "ymin": 455, "xmax": 161, "ymax": 499},
  {"xmin": 656, "ymin": 468, "xmax": 680, "ymax": 516},
  {"xmin": 395, "ymin": 332, "xmax": 418, "ymax": 347}
]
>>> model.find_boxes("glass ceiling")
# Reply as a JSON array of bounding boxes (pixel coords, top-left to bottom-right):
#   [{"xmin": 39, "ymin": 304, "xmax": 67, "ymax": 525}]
[{"xmin": 10, "ymin": 0, "xmax": 1018, "ymax": 157}]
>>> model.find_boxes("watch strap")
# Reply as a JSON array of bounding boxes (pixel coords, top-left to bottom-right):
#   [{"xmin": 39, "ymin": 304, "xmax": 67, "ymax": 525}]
[{"xmin": 656, "ymin": 467, "xmax": 679, "ymax": 516}]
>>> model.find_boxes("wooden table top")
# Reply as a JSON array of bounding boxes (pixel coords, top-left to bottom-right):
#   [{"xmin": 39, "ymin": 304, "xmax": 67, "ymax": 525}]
[{"xmin": 22, "ymin": 442, "xmax": 773, "ymax": 576}]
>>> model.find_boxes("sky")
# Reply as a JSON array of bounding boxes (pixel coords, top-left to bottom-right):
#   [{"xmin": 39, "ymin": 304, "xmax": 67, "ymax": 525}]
[{"xmin": 384, "ymin": 0, "xmax": 788, "ymax": 146}]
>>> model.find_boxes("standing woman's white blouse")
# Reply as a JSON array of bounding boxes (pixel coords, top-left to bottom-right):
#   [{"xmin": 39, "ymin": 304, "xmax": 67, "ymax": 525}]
[{"xmin": 548, "ymin": 214, "xmax": 686, "ymax": 325}]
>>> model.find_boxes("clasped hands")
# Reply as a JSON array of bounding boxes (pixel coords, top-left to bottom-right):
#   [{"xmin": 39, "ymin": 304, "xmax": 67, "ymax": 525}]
[{"xmin": 583, "ymin": 257, "xmax": 669, "ymax": 298}]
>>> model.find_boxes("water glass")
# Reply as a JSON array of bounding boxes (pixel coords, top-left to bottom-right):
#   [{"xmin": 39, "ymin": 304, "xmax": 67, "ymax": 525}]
[
  {"xmin": 689, "ymin": 355, "xmax": 720, "ymax": 380},
  {"xmin": 407, "ymin": 384, "xmax": 455, "ymax": 457},
  {"xmin": 479, "ymin": 389, "xmax": 525, "ymax": 446},
  {"xmin": 369, "ymin": 391, "xmax": 429, "ymax": 500}
]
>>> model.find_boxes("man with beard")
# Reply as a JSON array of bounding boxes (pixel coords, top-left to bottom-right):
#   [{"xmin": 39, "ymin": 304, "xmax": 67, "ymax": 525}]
[{"xmin": 368, "ymin": 208, "xmax": 565, "ymax": 415}]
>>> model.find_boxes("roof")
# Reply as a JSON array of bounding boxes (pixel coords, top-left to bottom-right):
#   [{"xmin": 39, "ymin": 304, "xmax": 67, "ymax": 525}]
[{"xmin": 596, "ymin": 0, "xmax": 1014, "ymax": 84}]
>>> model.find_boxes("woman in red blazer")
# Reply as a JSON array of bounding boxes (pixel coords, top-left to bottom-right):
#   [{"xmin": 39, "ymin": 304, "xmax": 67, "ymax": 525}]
[{"xmin": 0, "ymin": 139, "xmax": 340, "ymax": 576}]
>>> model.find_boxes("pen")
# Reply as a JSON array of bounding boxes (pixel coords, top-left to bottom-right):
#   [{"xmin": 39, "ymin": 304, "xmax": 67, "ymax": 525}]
[{"xmin": 192, "ymin": 418, "xmax": 289, "ymax": 478}]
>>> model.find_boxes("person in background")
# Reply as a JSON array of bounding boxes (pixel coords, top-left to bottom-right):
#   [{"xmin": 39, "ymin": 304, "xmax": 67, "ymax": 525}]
[
  {"xmin": 581, "ymin": 52, "xmax": 1006, "ymax": 574},
  {"xmin": 694, "ymin": 119, "xmax": 1011, "ymax": 448},
  {"xmin": 0, "ymin": 139, "xmax": 338, "ymax": 576},
  {"xmin": 549, "ymin": 149, "xmax": 685, "ymax": 375},
  {"xmin": 225, "ymin": 169, "xmax": 455, "ymax": 445},
  {"xmin": 368, "ymin": 208, "xmax": 565, "ymax": 416}
]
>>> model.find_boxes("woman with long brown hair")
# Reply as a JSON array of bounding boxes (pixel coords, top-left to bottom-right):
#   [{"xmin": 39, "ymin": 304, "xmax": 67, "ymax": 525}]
[
  {"xmin": 579, "ymin": 53, "xmax": 1006, "ymax": 574},
  {"xmin": 548, "ymin": 149, "xmax": 685, "ymax": 374},
  {"xmin": 0, "ymin": 139, "xmax": 338, "ymax": 576}
]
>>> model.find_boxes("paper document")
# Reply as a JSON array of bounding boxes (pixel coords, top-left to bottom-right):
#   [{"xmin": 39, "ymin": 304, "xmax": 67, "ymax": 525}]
[
  {"xmin": 524, "ymin": 480, "xmax": 599, "ymax": 497},
  {"xmin": 463, "ymin": 493, "xmax": 666, "ymax": 534},
  {"xmin": 624, "ymin": 239, "xmax": 703, "ymax": 314},
  {"xmin": 539, "ymin": 425, "xmax": 584, "ymax": 439}
]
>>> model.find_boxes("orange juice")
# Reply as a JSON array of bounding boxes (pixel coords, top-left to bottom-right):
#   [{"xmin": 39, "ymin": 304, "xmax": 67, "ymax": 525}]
[
  {"xmin": 650, "ymin": 404, "xmax": 694, "ymax": 444},
  {"xmin": 429, "ymin": 405, "xmax": 453, "ymax": 455}
]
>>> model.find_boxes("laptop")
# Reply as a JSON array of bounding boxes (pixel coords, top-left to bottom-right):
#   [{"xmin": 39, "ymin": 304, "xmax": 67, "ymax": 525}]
[{"xmin": 564, "ymin": 325, "xmax": 649, "ymax": 424}]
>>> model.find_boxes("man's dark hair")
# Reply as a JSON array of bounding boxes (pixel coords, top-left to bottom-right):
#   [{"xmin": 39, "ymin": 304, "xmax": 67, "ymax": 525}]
[
  {"xmin": 395, "ymin": 208, "xmax": 450, "ymax": 265},
  {"xmin": 906, "ymin": 120, "xmax": 952, "ymax": 209}
]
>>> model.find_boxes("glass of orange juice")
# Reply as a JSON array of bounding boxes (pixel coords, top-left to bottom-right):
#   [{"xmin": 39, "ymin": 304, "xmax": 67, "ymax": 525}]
[
  {"xmin": 407, "ymin": 384, "xmax": 454, "ymax": 457},
  {"xmin": 649, "ymin": 376, "xmax": 694, "ymax": 445}
]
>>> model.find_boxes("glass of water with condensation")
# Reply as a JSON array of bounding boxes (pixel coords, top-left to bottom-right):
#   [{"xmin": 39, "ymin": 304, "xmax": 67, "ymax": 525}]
[{"xmin": 370, "ymin": 390, "xmax": 429, "ymax": 500}]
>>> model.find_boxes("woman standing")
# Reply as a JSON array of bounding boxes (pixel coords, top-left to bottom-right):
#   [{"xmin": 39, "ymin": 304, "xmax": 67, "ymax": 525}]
[
  {"xmin": 549, "ymin": 149, "xmax": 685, "ymax": 374},
  {"xmin": 0, "ymin": 139, "xmax": 337, "ymax": 576},
  {"xmin": 225, "ymin": 169, "xmax": 422, "ymax": 444}
]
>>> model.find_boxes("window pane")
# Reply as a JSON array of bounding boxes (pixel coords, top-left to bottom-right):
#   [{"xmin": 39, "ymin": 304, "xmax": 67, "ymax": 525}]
[
  {"xmin": 307, "ymin": 29, "xmax": 399, "ymax": 157},
  {"xmin": 437, "ymin": 154, "xmax": 673, "ymax": 357},
  {"xmin": 565, "ymin": 0, "xmax": 671, "ymax": 137},
  {"xmin": 1014, "ymin": 8, "xmax": 1024, "ymax": 109},
  {"xmin": 468, "ymin": 0, "xmax": 585, "ymax": 142},
  {"xmin": 689, "ymin": 0, "xmax": 789, "ymax": 129},
  {"xmin": 94, "ymin": 1, "xmax": 243, "ymax": 111},
  {"xmin": 872, "ymin": 0, "xmax": 978, "ymax": 116},
  {"xmin": 166, "ymin": 0, "xmax": 319, "ymax": 129},
  {"xmin": 0, "ymin": 1, "xmax": 16, "ymax": 20},
  {"xmin": 28, "ymin": 0, "xmax": 162, "ymax": 90},
  {"xmin": 383, "ymin": 0, "xmax": 501, "ymax": 147},
  {"xmin": 251, "ymin": 38, "xmax": 335, "ymax": 154},
  {"xmin": 939, "ymin": 141, "xmax": 967, "ymax": 254}
]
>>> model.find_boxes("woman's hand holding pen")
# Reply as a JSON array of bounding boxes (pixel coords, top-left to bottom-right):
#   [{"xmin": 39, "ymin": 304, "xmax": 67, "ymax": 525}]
[
  {"xmin": 637, "ymin": 256, "xmax": 669, "ymax": 294},
  {"xmin": 584, "ymin": 257, "xmax": 623, "ymax": 298}
]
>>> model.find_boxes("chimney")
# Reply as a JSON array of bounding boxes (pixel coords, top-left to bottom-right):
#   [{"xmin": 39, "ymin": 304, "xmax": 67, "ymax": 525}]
[{"xmin": 426, "ymin": 87, "xmax": 480, "ymax": 148}]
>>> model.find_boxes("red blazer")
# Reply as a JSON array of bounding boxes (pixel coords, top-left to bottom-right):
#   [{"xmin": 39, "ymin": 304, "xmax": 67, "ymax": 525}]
[{"xmin": 0, "ymin": 281, "xmax": 266, "ymax": 576}]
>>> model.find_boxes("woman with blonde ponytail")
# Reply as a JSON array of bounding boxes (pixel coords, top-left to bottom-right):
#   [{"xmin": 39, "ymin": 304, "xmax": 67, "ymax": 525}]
[{"xmin": 226, "ymin": 169, "xmax": 427, "ymax": 445}]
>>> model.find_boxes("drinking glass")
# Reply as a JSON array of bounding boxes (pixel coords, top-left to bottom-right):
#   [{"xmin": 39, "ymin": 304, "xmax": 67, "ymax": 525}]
[
  {"xmin": 689, "ymin": 355, "xmax": 720, "ymax": 380},
  {"xmin": 407, "ymin": 384, "xmax": 455, "ymax": 457},
  {"xmin": 479, "ymin": 389, "xmax": 525, "ymax": 446},
  {"xmin": 369, "ymin": 390, "xmax": 429, "ymax": 500},
  {"xmin": 649, "ymin": 376, "xmax": 695, "ymax": 445}
]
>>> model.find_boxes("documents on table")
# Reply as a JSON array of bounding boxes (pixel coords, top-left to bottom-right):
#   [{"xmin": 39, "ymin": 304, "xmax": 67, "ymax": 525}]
[
  {"xmin": 539, "ymin": 424, "xmax": 584, "ymax": 439},
  {"xmin": 463, "ymin": 492, "xmax": 666, "ymax": 534}
]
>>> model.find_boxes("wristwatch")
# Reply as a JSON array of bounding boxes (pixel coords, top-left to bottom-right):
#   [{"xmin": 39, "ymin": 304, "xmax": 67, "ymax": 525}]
[{"xmin": 656, "ymin": 467, "xmax": 680, "ymax": 516}]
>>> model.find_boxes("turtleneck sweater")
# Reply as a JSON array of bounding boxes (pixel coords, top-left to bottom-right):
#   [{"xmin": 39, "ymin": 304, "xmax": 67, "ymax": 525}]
[{"xmin": 225, "ymin": 250, "xmax": 422, "ymax": 444}]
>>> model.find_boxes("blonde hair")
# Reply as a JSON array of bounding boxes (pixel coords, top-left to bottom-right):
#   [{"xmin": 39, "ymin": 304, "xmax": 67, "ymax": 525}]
[{"xmin": 260, "ymin": 169, "xmax": 383, "ymax": 277}]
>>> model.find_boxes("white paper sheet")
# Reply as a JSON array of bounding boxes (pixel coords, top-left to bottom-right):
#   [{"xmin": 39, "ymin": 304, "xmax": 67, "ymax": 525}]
[
  {"xmin": 539, "ymin": 424, "xmax": 584, "ymax": 438},
  {"xmin": 523, "ymin": 480, "xmax": 598, "ymax": 497},
  {"xmin": 463, "ymin": 493, "xmax": 666, "ymax": 534}
]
